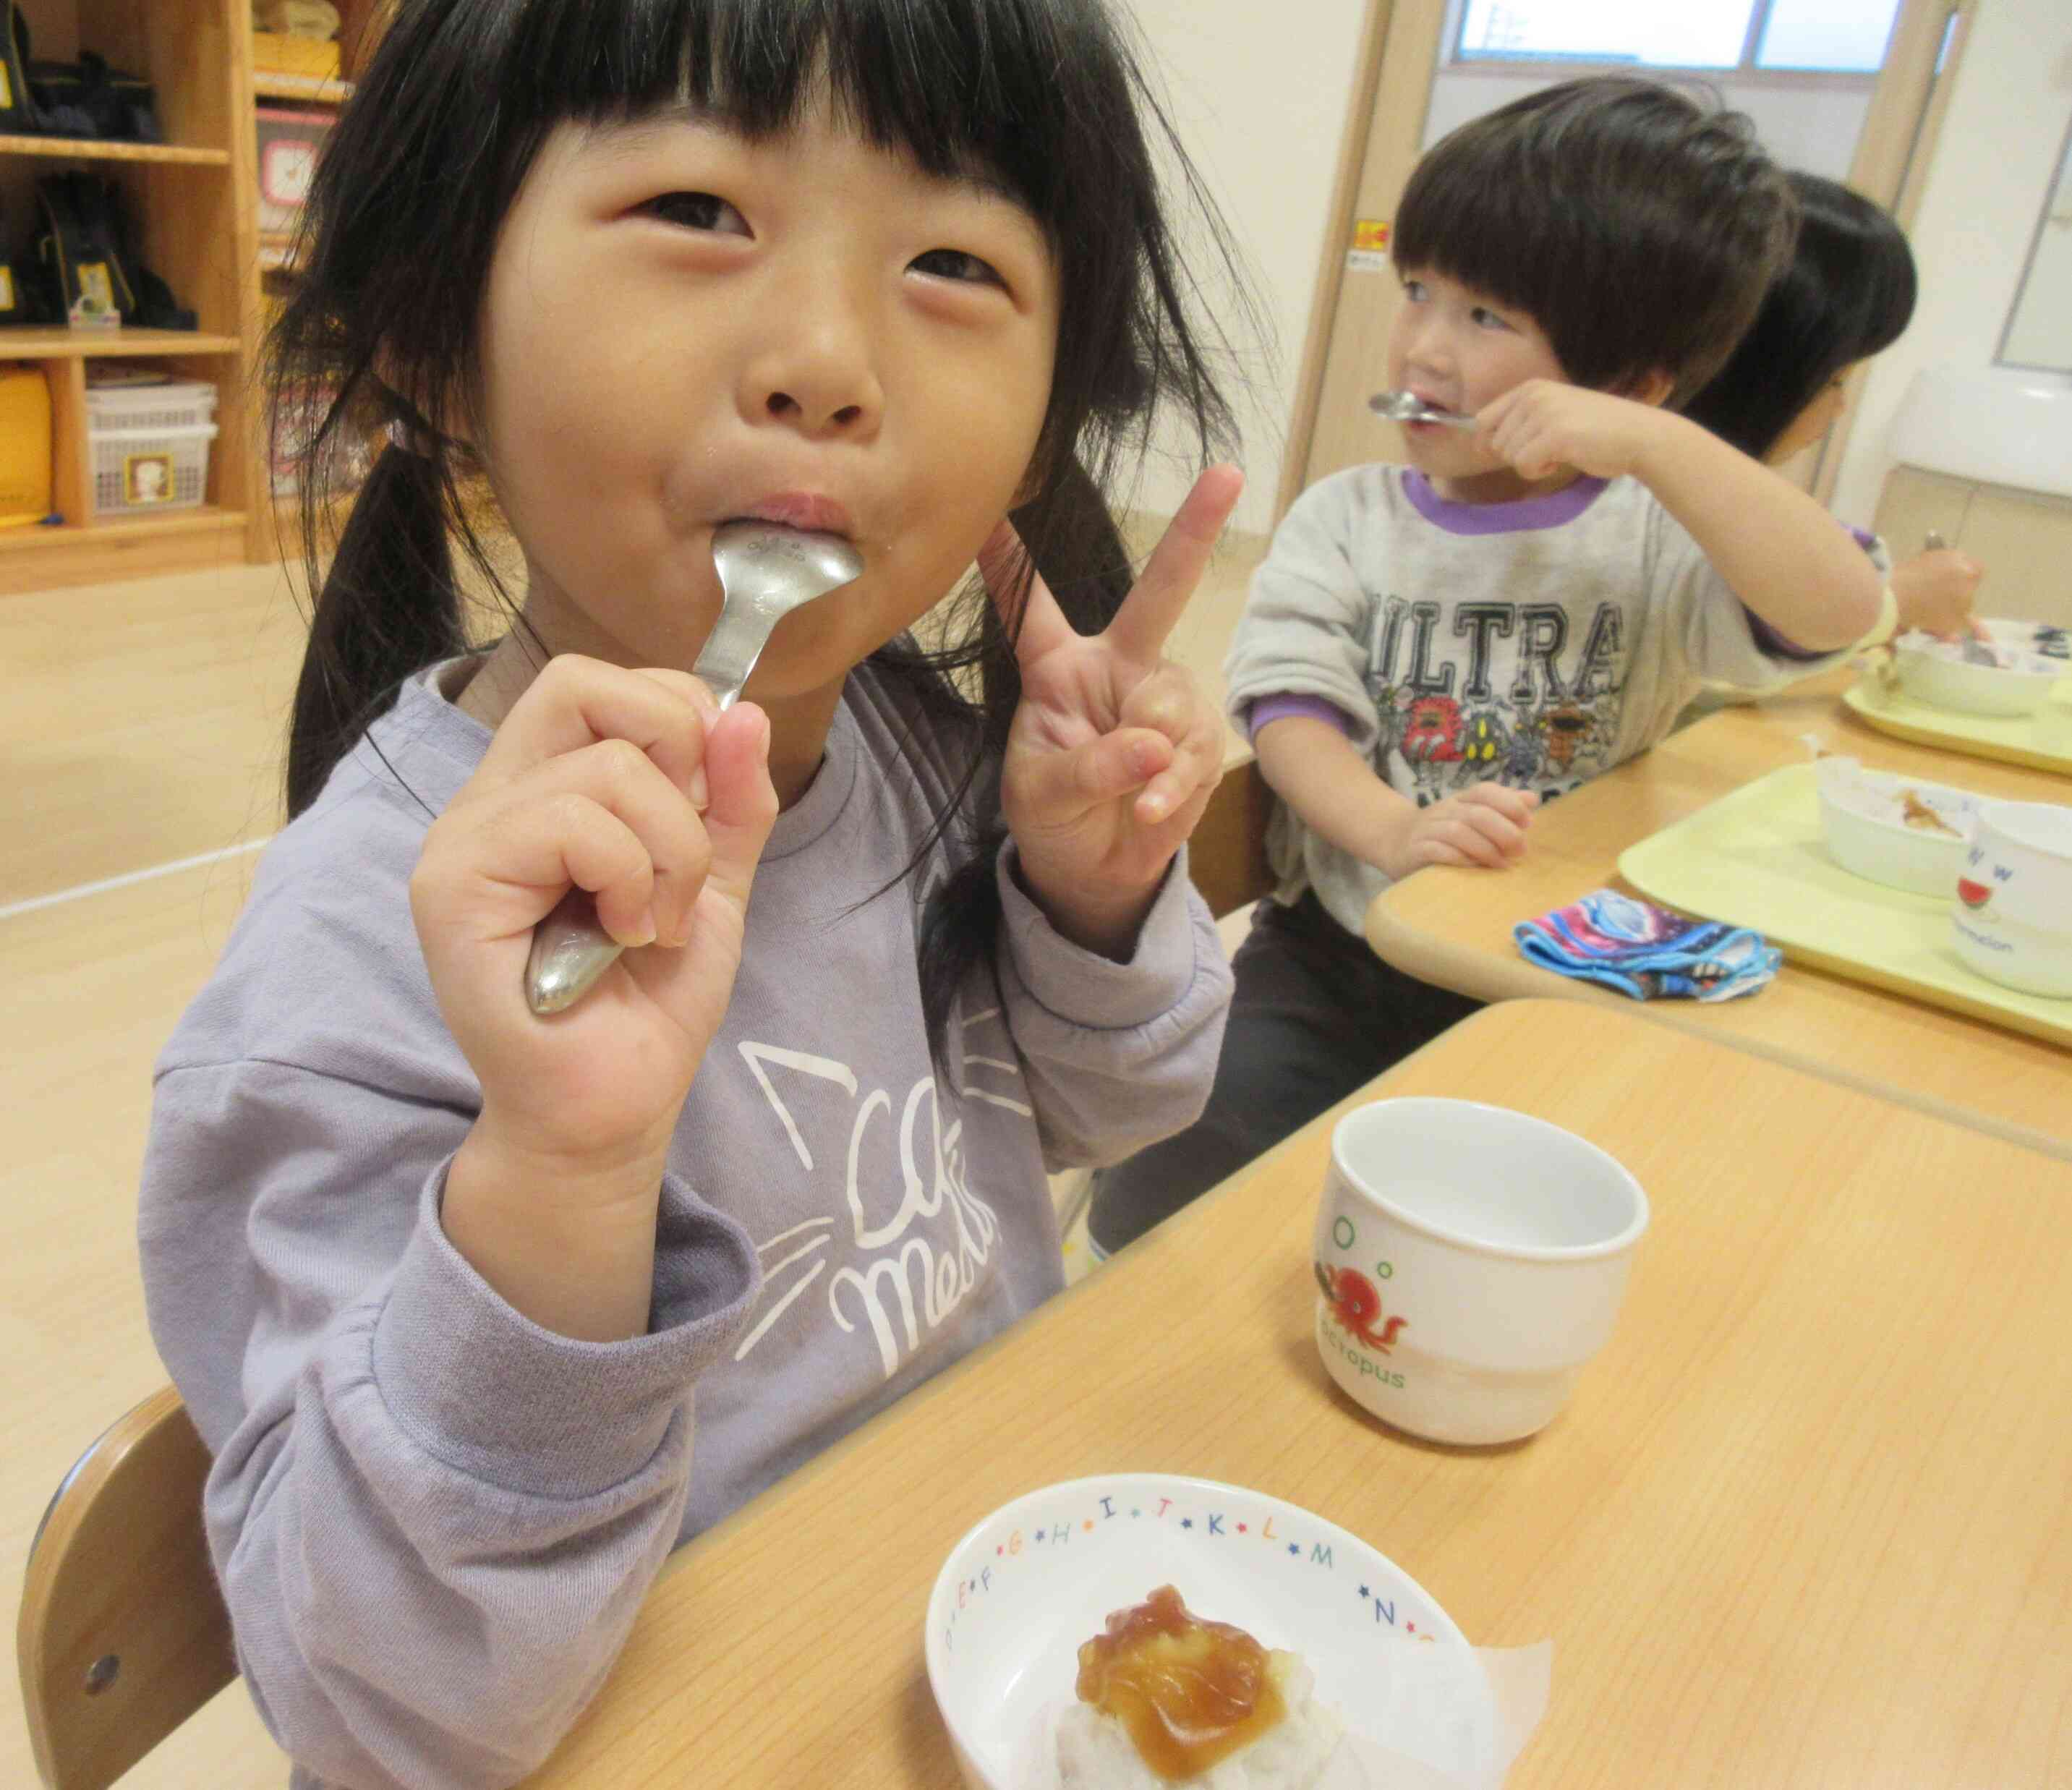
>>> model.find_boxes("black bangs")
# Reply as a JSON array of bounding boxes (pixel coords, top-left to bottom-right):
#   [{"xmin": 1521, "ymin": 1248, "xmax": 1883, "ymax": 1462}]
[{"xmin": 485, "ymin": 0, "xmax": 1083, "ymax": 233}]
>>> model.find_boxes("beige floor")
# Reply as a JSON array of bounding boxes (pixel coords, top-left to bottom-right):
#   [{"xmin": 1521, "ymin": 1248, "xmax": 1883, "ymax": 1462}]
[
  {"xmin": 4, "ymin": 563, "xmax": 301, "ymax": 1786},
  {"xmin": 1, "ymin": 524, "xmax": 1264, "ymax": 1787}
]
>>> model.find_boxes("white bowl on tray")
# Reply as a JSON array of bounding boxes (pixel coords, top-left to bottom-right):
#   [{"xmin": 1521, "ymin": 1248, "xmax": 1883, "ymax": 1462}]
[
  {"xmin": 1979, "ymin": 618, "xmax": 2071, "ymax": 662},
  {"xmin": 926, "ymin": 1473, "xmax": 1499, "ymax": 1790},
  {"xmin": 1893, "ymin": 632, "xmax": 2063, "ymax": 717},
  {"xmin": 1814, "ymin": 757, "xmax": 1980, "ymax": 898}
]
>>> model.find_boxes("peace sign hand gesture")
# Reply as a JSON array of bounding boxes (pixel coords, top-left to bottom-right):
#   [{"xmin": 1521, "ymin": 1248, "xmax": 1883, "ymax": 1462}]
[{"xmin": 981, "ymin": 464, "xmax": 1245, "ymax": 957}]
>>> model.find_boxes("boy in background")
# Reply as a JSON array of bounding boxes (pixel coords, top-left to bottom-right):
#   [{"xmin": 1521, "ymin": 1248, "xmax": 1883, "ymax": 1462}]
[{"xmin": 1091, "ymin": 77, "xmax": 1887, "ymax": 1256}]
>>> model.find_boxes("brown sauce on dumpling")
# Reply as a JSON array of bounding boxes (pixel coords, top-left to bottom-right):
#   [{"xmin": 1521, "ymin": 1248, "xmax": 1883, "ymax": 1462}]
[{"xmin": 1073, "ymin": 1585, "xmax": 1287, "ymax": 1780}]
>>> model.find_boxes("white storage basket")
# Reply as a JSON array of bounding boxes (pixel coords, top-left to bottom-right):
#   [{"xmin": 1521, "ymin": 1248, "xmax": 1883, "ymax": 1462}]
[{"xmin": 85, "ymin": 378, "xmax": 220, "ymax": 516}]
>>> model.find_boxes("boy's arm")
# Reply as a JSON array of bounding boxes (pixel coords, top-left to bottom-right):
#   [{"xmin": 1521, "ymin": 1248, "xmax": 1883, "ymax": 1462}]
[
  {"xmin": 1480, "ymin": 382, "xmax": 1884, "ymax": 650},
  {"xmin": 1255, "ymin": 715, "xmax": 1535, "ymax": 880},
  {"xmin": 1255, "ymin": 716, "xmax": 1415, "ymax": 866}
]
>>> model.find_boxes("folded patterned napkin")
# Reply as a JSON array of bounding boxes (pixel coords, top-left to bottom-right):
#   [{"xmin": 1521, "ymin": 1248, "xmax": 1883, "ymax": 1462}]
[{"xmin": 1514, "ymin": 888, "xmax": 1781, "ymax": 1002}]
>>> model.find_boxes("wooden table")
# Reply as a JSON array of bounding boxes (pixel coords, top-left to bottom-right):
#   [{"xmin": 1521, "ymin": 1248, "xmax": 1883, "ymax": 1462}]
[
  {"xmin": 1365, "ymin": 672, "xmax": 2072, "ymax": 1162},
  {"xmin": 524, "ymin": 1000, "xmax": 2072, "ymax": 1788}
]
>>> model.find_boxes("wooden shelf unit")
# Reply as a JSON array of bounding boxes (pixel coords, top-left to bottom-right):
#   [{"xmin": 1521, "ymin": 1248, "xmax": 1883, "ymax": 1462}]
[
  {"xmin": 252, "ymin": 72, "xmax": 352, "ymax": 104},
  {"xmin": 0, "ymin": 0, "xmax": 382, "ymax": 594},
  {"xmin": 0, "ymin": 132, "xmax": 230, "ymax": 164},
  {"xmin": 0, "ymin": 325, "xmax": 241, "ymax": 355},
  {"xmin": 0, "ymin": 0, "xmax": 259, "ymax": 592}
]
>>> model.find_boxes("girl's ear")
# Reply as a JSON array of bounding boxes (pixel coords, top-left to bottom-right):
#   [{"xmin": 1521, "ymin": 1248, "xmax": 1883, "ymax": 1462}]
[
  {"xmin": 1625, "ymin": 368, "xmax": 1676, "ymax": 409},
  {"xmin": 372, "ymin": 354, "xmax": 474, "ymax": 453}
]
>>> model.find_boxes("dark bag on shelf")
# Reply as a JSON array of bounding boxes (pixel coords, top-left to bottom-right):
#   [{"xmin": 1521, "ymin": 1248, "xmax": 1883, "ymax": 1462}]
[
  {"xmin": 21, "ymin": 61, "xmax": 95, "ymax": 137},
  {"xmin": 0, "ymin": 197, "xmax": 19, "ymax": 321},
  {"xmin": 33, "ymin": 173, "xmax": 195, "ymax": 329},
  {"xmin": 35, "ymin": 171, "xmax": 140, "ymax": 322},
  {"xmin": 0, "ymin": 4, "xmax": 38, "ymax": 133},
  {"xmin": 60, "ymin": 52, "xmax": 163, "ymax": 143},
  {"xmin": 0, "ymin": 8, "xmax": 163, "ymax": 142}
]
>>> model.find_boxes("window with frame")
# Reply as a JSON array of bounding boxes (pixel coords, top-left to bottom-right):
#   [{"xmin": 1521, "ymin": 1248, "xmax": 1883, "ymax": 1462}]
[{"xmin": 1453, "ymin": 0, "xmax": 1903, "ymax": 75}]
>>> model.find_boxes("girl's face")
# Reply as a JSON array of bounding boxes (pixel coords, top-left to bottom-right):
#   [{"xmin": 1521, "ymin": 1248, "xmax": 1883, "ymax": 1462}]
[
  {"xmin": 470, "ymin": 93, "xmax": 1060, "ymax": 704},
  {"xmin": 1385, "ymin": 264, "xmax": 1572, "ymax": 501},
  {"xmin": 1768, "ymin": 367, "xmax": 1854, "ymax": 465}
]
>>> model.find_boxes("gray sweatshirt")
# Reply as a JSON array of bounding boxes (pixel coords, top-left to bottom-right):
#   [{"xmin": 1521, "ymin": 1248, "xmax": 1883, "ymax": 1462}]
[
  {"xmin": 139, "ymin": 656, "xmax": 1231, "ymax": 1790},
  {"xmin": 1223, "ymin": 466, "xmax": 1848, "ymax": 935}
]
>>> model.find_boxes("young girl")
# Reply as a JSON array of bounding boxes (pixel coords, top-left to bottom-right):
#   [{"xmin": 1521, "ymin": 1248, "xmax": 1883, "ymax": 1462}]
[
  {"xmin": 1684, "ymin": 170, "xmax": 1983, "ymax": 638},
  {"xmin": 138, "ymin": 3, "xmax": 1247, "ymax": 1783}
]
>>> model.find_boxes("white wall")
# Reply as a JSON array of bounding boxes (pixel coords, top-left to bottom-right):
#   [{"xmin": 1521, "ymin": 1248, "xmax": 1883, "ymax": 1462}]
[
  {"xmin": 1117, "ymin": 0, "xmax": 1367, "ymax": 537},
  {"xmin": 2003, "ymin": 205, "xmax": 2072, "ymax": 368},
  {"xmin": 1831, "ymin": 0, "xmax": 2072, "ymax": 524}
]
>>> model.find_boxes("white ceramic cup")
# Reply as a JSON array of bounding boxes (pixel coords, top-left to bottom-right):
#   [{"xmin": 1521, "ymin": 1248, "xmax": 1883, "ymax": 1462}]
[
  {"xmin": 1952, "ymin": 801, "xmax": 2072, "ymax": 998},
  {"xmin": 1313, "ymin": 1098, "xmax": 1648, "ymax": 1446}
]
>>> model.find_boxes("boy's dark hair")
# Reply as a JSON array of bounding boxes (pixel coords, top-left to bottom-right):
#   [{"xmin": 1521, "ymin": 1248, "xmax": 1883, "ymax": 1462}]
[
  {"xmin": 1683, "ymin": 171, "xmax": 1916, "ymax": 461},
  {"xmin": 271, "ymin": 0, "xmax": 1252, "ymax": 1058},
  {"xmin": 1393, "ymin": 75, "xmax": 1798, "ymax": 403}
]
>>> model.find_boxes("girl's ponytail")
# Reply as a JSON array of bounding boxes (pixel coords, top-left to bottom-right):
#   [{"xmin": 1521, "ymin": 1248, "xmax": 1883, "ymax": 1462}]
[{"xmin": 283, "ymin": 438, "xmax": 467, "ymax": 819}]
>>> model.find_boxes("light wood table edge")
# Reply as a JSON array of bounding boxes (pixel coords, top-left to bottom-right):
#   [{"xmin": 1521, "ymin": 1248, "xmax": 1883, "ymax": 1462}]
[{"xmin": 1365, "ymin": 892, "xmax": 2072, "ymax": 1167}]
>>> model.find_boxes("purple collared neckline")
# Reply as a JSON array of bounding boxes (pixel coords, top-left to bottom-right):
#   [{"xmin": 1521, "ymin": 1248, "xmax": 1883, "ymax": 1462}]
[{"xmin": 1402, "ymin": 469, "xmax": 1611, "ymax": 536}]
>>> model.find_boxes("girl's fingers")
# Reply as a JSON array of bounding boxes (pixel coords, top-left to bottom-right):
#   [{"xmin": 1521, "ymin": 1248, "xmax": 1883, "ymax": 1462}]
[
  {"xmin": 1024, "ymin": 727, "xmax": 1174, "ymax": 819},
  {"xmin": 692, "ymin": 704, "xmax": 780, "ymax": 915},
  {"xmin": 1135, "ymin": 749, "xmax": 1219, "ymax": 825},
  {"xmin": 976, "ymin": 522, "xmax": 1075, "ymax": 662},
  {"xmin": 430, "ymin": 793, "xmax": 659, "ymax": 946},
  {"xmin": 1104, "ymin": 465, "xmax": 1245, "ymax": 663},
  {"xmin": 1122, "ymin": 678, "xmax": 1227, "ymax": 824},
  {"xmin": 459, "ymin": 738, "xmax": 712, "ymax": 944},
  {"xmin": 473, "ymin": 655, "xmax": 717, "ymax": 801}
]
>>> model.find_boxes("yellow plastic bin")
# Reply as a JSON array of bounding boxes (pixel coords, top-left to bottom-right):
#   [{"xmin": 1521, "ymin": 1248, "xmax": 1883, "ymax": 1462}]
[{"xmin": 0, "ymin": 363, "xmax": 53, "ymax": 529}]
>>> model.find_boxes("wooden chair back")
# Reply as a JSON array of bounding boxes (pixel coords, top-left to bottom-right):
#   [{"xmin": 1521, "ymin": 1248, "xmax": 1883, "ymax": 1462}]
[
  {"xmin": 1190, "ymin": 753, "xmax": 1275, "ymax": 919},
  {"xmin": 17, "ymin": 1385, "xmax": 237, "ymax": 1790}
]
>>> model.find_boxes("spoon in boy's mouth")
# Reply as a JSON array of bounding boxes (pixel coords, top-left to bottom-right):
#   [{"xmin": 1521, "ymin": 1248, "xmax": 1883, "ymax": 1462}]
[
  {"xmin": 523, "ymin": 521, "xmax": 866, "ymax": 1015},
  {"xmin": 1368, "ymin": 390, "xmax": 1478, "ymax": 428}
]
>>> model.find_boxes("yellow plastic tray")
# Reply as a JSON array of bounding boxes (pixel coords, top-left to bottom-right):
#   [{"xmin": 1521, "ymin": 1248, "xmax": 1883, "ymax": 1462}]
[
  {"xmin": 1843, "ymin": 670, "xmax": 2072, "ymax": 776},
  {"xmin": 1617, "ymin": 763, "xmax": 2072, "ymax": 1047}
]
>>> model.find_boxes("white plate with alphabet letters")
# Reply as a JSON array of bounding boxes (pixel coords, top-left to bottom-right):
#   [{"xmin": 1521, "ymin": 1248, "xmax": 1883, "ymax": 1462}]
[{"xmin": 924, "ymin": 1473, "xmax": 1500, "ymax": 1789}]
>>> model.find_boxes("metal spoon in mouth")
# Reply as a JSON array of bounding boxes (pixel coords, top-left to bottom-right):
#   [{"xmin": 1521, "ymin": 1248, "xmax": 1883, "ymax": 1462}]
[
  {"xmin": 522, "ymin": 521, "xmax": 866, "ymax": 1015},
  {"xmin": 1368, "ymin": 390, "xmax": 1478, "ymax": 428}
]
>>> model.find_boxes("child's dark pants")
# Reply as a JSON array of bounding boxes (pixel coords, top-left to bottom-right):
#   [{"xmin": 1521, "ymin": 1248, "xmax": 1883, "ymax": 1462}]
[{"xmin": 1087, "ymin": 890, "xmax": 1481, "ymax": 1256}]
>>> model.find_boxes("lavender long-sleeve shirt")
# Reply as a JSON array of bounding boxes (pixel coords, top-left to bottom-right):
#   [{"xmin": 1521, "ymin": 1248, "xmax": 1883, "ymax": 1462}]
[{"xmin": 140, "ymin": 656, "xmax": 1232, "ymax": 1789}]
